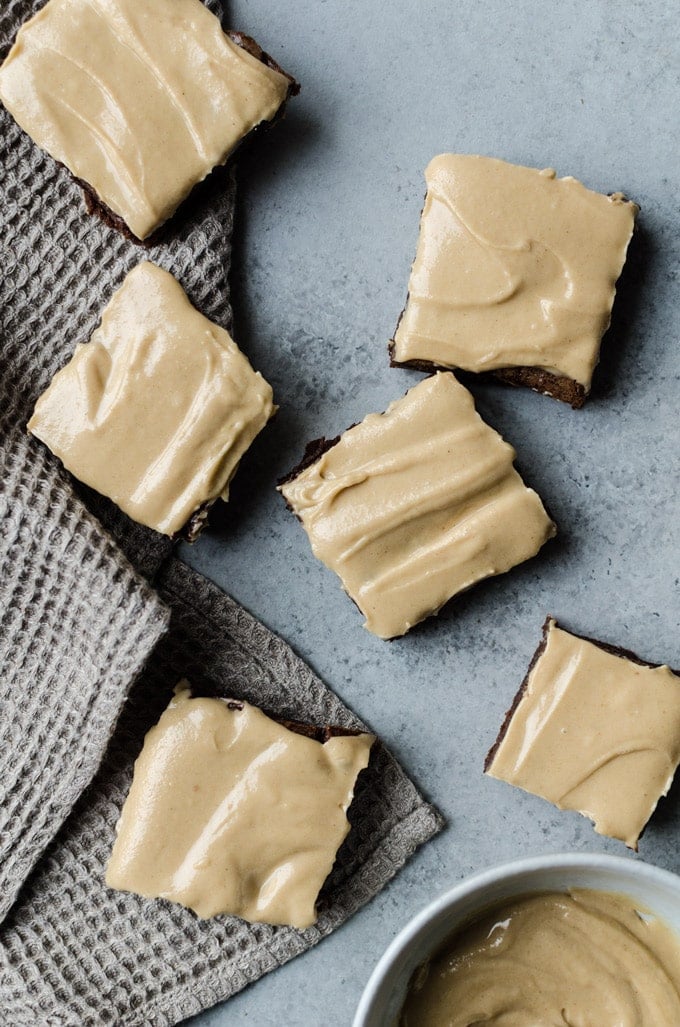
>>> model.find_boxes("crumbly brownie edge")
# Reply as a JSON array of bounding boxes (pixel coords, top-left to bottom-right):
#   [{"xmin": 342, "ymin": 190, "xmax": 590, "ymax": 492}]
[
  {"xmin": 563, "ymin": 623, "xmax": 680, "ymax": 678},
  {"xmin": 76, "ymin": 29, "xmax": 299, "ymax": 243},
  {"xmin": 206, "ymin": 698, "xmax": 367, "ymax": 744},
  {"xmin": 483, "ymin": 615, "xmax": 553, "ymax": 773},
  {"xmin": 389, "ymin": 341, "xmax": 587, "ymax": 409},
  {"xmin": 491, "ymin": 366, "xmax": 587, "ymax": 409},
  {"xmin": 484, "ymin": 617, "xmax": 680, "ymax": 773},
  {"xmin": 277, "ymin": 434, "xmax": 342, "ymax": 496},
  {"xmin": 226, "ymin": 30, "xmax": 300, "ymax": 97},
  {"xmin": 77, "ymin": 174, "xmax": 148, "ymax": 244},
  {"xmin": 176, "ymin": 500, "xmax": 216, "ymax": 544},
  {"xmin": 275, "ymin": 717, "xmax": 369, "ymax": 744},
  {"xmin": 388, "ymin": 339, "xmax": 447, "ymax": 376},
  {"xmin": 277, "ymin": 431, "xmax": 378, "ymax": 630}
]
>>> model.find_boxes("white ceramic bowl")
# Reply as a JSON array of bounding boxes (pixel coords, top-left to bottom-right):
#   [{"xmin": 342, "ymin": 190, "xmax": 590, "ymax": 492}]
[{"xmin": 354, "ymin": 853, "xmax": 680, "ymax": 1027}]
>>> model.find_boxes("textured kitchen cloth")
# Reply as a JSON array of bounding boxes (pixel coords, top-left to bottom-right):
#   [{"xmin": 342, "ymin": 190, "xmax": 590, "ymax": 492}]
[
  {"xmin": 0, "ymin": 560, "xmax": 444, "ymax": 1027},
  {"xmin": 0, "ymin": 0, "xmax": 234, "ymax": 921},
  {"xmin": 0, "ymin": 418, "xmax": 170, "ymax": 925}
]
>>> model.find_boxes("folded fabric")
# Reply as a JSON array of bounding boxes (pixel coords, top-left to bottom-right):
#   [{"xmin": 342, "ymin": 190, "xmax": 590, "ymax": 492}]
[
  {"xmin": 0, "ymin": 560, "xmax": 443, "ymax": 1026},
  {"xmin": 0, "ymin": 419, "xmax": 169, "ymax": 924}
]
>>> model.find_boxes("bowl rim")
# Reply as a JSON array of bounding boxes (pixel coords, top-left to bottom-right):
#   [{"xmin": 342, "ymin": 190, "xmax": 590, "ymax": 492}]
[{"xmin": 353, "ymin": 852, "xmax": 680, "ymax": 1027}]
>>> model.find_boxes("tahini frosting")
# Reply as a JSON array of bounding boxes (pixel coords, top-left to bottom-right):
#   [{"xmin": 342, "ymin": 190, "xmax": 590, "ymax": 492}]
[
  {"xmin": 280, "ymin": 373, "xmax": 555, "ymax": 639},
  {"xmin": 392, "ymin": 154, "xmax": 638, "ymax": 390},
  {"xmin": 487, "ymin": 619, "xmax": 680, "ymax": 848},
  {"xmin": 106, "ymin": 685, "xmax": 374, "ymax": 928},
  {"xmin": 401, "ymin": 889, "xmax": 680, "ymax": 1027},
  {"xmin": 0, "ymin": 0, "xmax": 291, "ymax": 238},
  {"xmin": 29, "ymin": 262, "xmax": 275, "ymax": 535}
]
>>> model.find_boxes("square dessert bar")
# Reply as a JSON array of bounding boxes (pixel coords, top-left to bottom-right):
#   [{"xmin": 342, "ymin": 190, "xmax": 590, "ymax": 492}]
[
  {"xmin": 279, "ymin": 373, "xmax": 556, "ymax": 639},
  {"xmin": 486, "ymin": 618, "xmax": 680, "ymax": 849},
  {"xmin": 106, "ymin": 684, "xmax": 374, "ymax": 928},
  {"xmin": 0, "ymin": 0, "xmax": 298, "ymax": 241},
  {"xmin": 391, "ymin": 155, "xmax": 639, "ymax": 407},
  {"xmin": 28, "ymin": 261, "xmax": 275, "ymax": 538}
]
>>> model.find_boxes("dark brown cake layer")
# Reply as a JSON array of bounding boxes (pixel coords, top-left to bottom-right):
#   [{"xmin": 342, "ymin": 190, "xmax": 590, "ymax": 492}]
[
  {"xmin": 389, "ymin": 343, "xmax": 587, "ymax": 409},
  {"xmin": 278, "ymin": 434, "xmax": 342, "ymax": 494},
  {"xmin": 177, "ymin": 500, "xmax": 215, "ymax": 544},
  {"xmin": 212, "ymin": 699, "xmax": 365, "ymax": 744},
  {"xmin": 484, "ymin": 616, "xmax": 551, "ymax": 773},
  {"xmin": 226, "ymin": 30, "xmax": 300, "ymax": 95},
  {"xmin": 78, "ymin": 174, "xmax": 142, "ymax": 242},
  {"xmin": 276, "ymin": 717, "xmax": 367, "ymax": 744},
  {"xmin": 279, "ymin": 432, "xmax": 377, "ymax": 629},
  {"xmin": 491, "ymin": 366, "xmax": 587, "ymax": 409}
]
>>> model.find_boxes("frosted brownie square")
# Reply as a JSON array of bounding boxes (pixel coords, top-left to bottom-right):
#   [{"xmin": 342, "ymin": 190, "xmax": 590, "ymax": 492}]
[
  {"xmin": 486, "ymin": 618, "xmax": 680, "ymax": 849},
  {"xmin": 106, "ymin": 684, "xmax": 374, "ymax": 928},
  {"xmin": 0, "ymin": 0, "xmax": 297, "ymax": 241},
  {"xmin": 279, "ymin": 373, "xmax": 556, "ymax": 639},
  {"xmin": 29, "ymin": 262, "xmax": 275, "ymax": 537},
  {"xmin": 391, "ymin": 155, "xmax": 638, "ymax": 407}
]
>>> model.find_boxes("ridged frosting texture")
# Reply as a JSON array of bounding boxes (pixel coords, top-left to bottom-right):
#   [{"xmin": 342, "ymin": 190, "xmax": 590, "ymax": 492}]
[
  {"xmin": 0, "ymin": 0, "xmax": 291, "ymax": 239},
  {"xmin": 29, "ymin": 261, "xmax": 275, "ymax": 536},
  {"xmin": 280, "ymin": 373, "xmax": 555, "ymax": 639},
  {"xmin": 106, "ymin": 686, "xmax": 375, "ymax": 929},
  {"xmin": 487, "ymin": 619, "xmax": 680, "ymax": 848},
  {"xmin": 401, "ymin": 890, "xmax": 680, "ymax": 1026},
  {"xmin": 393, "ymin": 154, "xmax": 638, "ymax": 389}
]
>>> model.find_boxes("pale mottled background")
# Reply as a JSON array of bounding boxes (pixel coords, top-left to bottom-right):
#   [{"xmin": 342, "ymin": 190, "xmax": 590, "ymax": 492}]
[{"xmin": 185, "ymin": 1, "xmax": 680, "ymax": 1022}]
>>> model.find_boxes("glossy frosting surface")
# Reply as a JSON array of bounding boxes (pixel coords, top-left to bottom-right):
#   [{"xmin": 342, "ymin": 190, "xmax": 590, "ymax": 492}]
[
  {"xmin": 0, "ymin": 0, "xmax": 291, "ymax": 238},
  {"xmin": 487, "ymin": 620, "xmax": 680, "ymax": 848},
  {"xmin": 280, "ymin": 373, "xmax": 555, "ymax": 639},
  {"xmin": 106, "ymin": 686, "xmax": 374, "ymax": 928},
  {"xmin": 401, "ymin": 889, "xmax": 680, "ymax": 1026},
  {"xmin": 29, "ymin": 261, "xmax": 275, "ymax": 535},
  {"xmin": 392, "ymin": 154, "xmax": 638, "ymax": 388}
]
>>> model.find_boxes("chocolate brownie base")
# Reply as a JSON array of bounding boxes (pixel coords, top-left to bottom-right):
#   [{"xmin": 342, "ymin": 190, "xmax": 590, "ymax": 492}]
[
  {"xmin": 77, "ymin": 174, "xmax": 145, "ymax": 244},
  {"xmin": 226, "ymin": 30, "xmax": 300, "ymax": 93},
  {"xmin": 177, "ymin": 500, "xmax": 216, "ymax": 544},
  {"xmin": 274, "ymin": 717, "xmax": 365, "ymax": 743},
  {"xmin": 388, "ymin": 343, "xmax": 587, "ymax": 409},
  {"xmin": 278, "ymin": 431, "xmax": 378, "ymax": 627},
  {"xmin": 278, "ymin": 434, "xmax": 342, "ymax": 497},
  {"xmin": 492, "ymin": 366, "xmax": 587, "ymax": 409},
  {"xmin": 485, "ymin": 616, "xmax": 680, "ymax": 772},
  {"xmin": 484, "ymin": 616, "xmax": 551, "ymax": 773},
  {"xmin": 198, "ymin": 698, "xmax": 364, "ymax": 744},
  {"xmin": 77, "ymin": 30, "xmax": 299, "ymax": 244}
]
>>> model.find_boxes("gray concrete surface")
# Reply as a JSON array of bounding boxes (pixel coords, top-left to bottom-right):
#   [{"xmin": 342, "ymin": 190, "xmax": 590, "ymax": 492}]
[{"xmin": 184, "ymin": 1, "xmax": 680, "ymax": 1022}]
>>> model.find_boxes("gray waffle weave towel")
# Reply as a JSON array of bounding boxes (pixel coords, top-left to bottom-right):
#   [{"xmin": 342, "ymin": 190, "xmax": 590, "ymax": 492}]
[
  {"xmin": 0, "ymin": 419, "xmax": 170, "ymax": 924},
  {"xmin": 0, "ymin": 1, "xmax": 443, "ymax": 1022},
  {"xmin": 0, "ymin": 561, "xmax": 443, "ymax": 1025}
]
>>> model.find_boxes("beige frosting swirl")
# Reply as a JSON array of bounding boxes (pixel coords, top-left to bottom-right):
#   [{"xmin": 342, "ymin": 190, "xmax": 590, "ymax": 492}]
[
  {"xmin": 401, "ymin": 890, "xmax": 680, "ymax": 1027},
  {"xmin": 486, "ymin": 620, "xmax": 680, "ymax": 849},
  {"xmin": 392, "ymin": 155, "xmax": 638, "ymax": 389},
  {"xmin": 29, "ymin": 262, "xmax": 275, "ymax": 536},
  {"xmin": 106, "ymin": 686, "xmax": 374, "ymax": 928},
  {"xmin": 280, "ymin": 373, "xmax": 555, "ymax": 639},
  {"xmin": 0, "ymin": 0, "xmax": 291, "ymax": 239}
]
